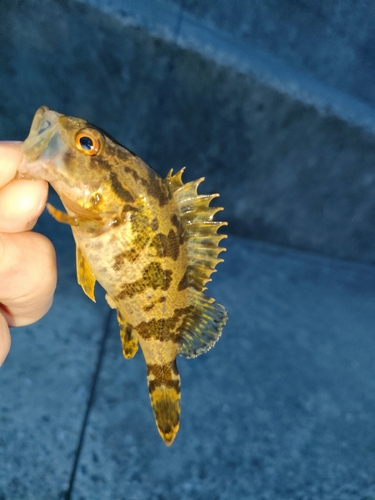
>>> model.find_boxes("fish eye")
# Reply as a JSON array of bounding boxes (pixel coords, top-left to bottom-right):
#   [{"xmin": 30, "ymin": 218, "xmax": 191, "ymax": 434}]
[{"xmin": 75, "ymin": 128, "xmax": 102, "ymax": 155}]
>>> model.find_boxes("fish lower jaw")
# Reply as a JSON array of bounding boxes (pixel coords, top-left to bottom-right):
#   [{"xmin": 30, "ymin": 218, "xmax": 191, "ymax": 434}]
[{"xmin": 17, "ymin": 157, "xmax": 50, "ymax": 181}]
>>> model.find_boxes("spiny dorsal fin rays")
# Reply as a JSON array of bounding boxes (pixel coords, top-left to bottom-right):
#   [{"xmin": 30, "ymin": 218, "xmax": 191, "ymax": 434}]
[
  {"xmin": 174, "ymin": 178, "xmax": 206, "ymax": 202},
  {"xmin": 166, "ymin": 167, "xmax": 185, "ymax": 189},
  {"xmin": 166, "ymin": 168, "xmax": 227, "ymax": 293},
  {"xmin": 180, "ymin": 206, "xmax": 223, "ymax": 222},
  {"xmin": 165, "ymin": 168, "xmax": 228, "ymax": 357},
  {"xmin": 184, "ymin": 220, "xmax": 228, "ymax": 236},
  {"xmin": 166, "ymin": 170, "xmax": 225, "ymax": 225},
  {"xmin": 181, "ymin": 194, "xmax": 220, "ymax": 210},
  {"xmin": 188, "ymin": 233, "xmax": 228, "ymax": 247}
]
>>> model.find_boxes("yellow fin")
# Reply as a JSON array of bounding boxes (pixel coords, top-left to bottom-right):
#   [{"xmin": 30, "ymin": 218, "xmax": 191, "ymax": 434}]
[
  {"xmin": 118, "ymin": 311, "xmax": 138, "ymax": 359},
  {"xmin": 166, "ymin": 169, "xmax": 227, "ymax": 292},
  {"xmin": 46, "ymin": 200, "xmax": 102, "ymax": 231},
  {"xmin": 150, "ymin": 386, "xmax": 180, "ymax": 446},
  {"xmin": 60, "ymin": 192, "xmax": 102, "ymax": 221},
  {"xmin": 178, "ymin": 291, "xmax": 227, "ymax": 358},
  {"xmin": 147, "ymin": 362, "xmax": 180, "ymax": 446},
  {"xmin": 76, "ymin": 246, "xmax": 96, "ymax": 302},
  {"xmin": 46, "ymin": 203, "xmax": 78, "ymax": 226}
]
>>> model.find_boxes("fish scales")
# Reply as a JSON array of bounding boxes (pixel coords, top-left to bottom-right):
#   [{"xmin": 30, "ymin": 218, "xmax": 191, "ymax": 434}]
[{"xmin": 18, "ymin": 106, "xmax": 227, "ymax": 446}]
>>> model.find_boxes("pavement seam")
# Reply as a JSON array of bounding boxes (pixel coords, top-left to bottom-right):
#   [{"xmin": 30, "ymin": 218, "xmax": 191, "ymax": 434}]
[{"xmin": 64, "ymin": 309, "xmax": 114, "ymax": 500}]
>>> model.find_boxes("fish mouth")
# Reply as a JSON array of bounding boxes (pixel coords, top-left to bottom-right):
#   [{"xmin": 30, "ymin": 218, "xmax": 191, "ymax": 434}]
[
  {"xmin": 18, "ymin": 106, "xmax": 63, "ymax": 178},
  {"xmin": 22, "ymin": 106, "xmax": 62, "ymax": 160}
]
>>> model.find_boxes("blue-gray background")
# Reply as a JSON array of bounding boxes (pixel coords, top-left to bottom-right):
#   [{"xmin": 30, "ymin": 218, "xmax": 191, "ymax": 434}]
[{"xmin": 0, "ymin": 1, "xmax": 375, "ymax": 499}]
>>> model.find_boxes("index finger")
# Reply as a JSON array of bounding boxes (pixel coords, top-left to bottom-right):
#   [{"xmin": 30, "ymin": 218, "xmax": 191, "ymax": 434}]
[{"xmin": 0, "ymin": 142, "xmax": 23, "ymax": 188}]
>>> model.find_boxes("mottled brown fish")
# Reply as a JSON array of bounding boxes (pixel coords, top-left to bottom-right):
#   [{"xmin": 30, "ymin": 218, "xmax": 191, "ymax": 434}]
[{"xmin": 18, "ymin": 106, "xmax": 227, "ymax": 445}]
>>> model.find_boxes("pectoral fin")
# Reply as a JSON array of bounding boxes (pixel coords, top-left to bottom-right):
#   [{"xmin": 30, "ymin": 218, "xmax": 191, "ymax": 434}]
[
  {"xmin": 46, "ymin": 203, "xmax": 78, "ymax": 226},
  {"xmin": 76, "ymin": 246, "xmax": 96, "ymax": 301},
  {"xmin": 59, "ymin": 192, "xmax": 102, "ymax": 221}
]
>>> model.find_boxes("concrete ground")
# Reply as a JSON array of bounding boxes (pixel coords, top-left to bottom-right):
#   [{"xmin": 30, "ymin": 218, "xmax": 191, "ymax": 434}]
[{"xmin": 1, "ymin": 200, "xmax": 375, "ymax": 500}]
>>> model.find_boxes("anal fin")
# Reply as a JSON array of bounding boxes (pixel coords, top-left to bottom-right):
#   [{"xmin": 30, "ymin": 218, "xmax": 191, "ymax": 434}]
[
  {"xmin": 118, "ymin": 312, "xmax": 138, "ymax": 359},
  {"xmin": 178, "ymin": 291, "xmax": 228, "ymax": 359},
  {"xmin": 76, "ymin": 246, "xmax": 96, "ymax": 301}
]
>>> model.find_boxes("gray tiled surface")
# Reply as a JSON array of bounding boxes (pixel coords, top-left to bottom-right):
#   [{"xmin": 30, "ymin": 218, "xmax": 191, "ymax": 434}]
[
  {"xmin": 68, "ymin": 237, "xmax": 375, "ymax": 500},
  {"xmin": 1, "ymin": 216, "xmax": 375, "ymax": 499},
  {"xmin": 0, "ymin": 212, "xmax": 109, "ymax": 499}
]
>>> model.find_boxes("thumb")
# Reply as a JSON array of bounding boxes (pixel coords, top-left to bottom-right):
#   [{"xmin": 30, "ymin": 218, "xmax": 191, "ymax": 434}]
[
  {"xmin": 0, "ymin": 314, "xmax": 11, "ymax": 366},
  {"xmin": 0, "ymin": 231, "xmax": 56, "ymax": 326}
]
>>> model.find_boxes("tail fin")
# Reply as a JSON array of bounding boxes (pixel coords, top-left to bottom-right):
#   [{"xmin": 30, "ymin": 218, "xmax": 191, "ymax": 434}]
[{"xmin": 147, "ymin": 361, "xmax": 181, "ymax": 446}]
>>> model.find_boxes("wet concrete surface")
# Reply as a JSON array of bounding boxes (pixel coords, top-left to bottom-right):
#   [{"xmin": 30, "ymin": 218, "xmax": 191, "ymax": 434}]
[{"xmin": 1, "ymin": 209, "xmax": 374, "ymax": 499}]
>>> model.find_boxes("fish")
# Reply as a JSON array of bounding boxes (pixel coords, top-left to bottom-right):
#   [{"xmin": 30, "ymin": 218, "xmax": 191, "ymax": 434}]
[{"xmin": 18, "ymin": 106, "xmax": 227, "ymax": 446}]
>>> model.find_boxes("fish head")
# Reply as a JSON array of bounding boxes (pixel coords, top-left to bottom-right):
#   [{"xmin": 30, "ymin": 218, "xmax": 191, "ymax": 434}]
[{"xmin": 19, "ymin": 106, "xmax": 138, "ymax": 217}]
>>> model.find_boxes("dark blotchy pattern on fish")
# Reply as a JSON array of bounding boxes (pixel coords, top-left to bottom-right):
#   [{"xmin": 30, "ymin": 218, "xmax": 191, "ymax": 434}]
[
  {"xmin": 20, "ymin": 106, "xmax": 228, "ymax": 446},
  {"xmin": 117, "ymin": 262, "xmax": 173, "ymax": 299}
]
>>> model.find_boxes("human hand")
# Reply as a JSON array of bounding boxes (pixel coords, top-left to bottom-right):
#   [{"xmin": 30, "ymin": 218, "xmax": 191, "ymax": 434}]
[{"xmin": 0, "ymin": 142, "xmax": 56, "ymax": 365}]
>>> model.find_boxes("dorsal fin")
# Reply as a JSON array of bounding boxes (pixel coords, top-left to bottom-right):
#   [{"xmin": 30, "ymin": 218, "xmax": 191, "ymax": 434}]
[
  {"xmin": 166, "ymin": 168, "xmax": 227, "ymax": 292},
  {"xmin": 166, "ymin": 168, "xmax": 228, "ymax": 359}
]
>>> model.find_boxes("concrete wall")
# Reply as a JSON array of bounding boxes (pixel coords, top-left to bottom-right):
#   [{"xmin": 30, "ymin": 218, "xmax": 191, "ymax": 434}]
[
  {"xmin": 1, "ymin": 0, "xmax": 375, "ymax": 263},
  {"xmin": 165, "ymin": 0, "xmax": 375, "ymax": 108}
]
